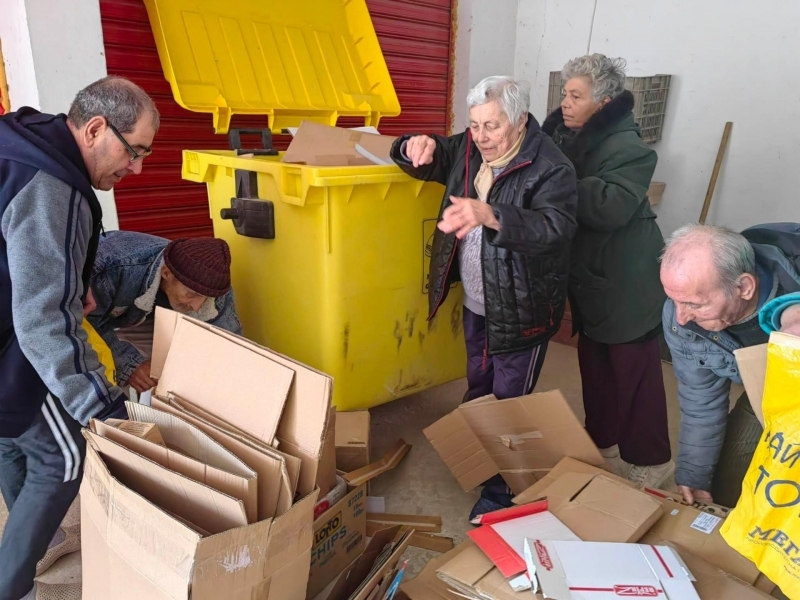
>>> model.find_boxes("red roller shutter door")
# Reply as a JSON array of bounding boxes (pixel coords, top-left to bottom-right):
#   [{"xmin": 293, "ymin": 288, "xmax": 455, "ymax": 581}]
[{"xmin": 99, "ymin": 0, "xmax": 454, "ymax": 239}]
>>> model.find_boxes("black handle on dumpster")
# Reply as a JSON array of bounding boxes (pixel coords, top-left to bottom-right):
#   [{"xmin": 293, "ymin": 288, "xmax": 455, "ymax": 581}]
[
  {"xmin": 228, "ymin": 128, "xmax": 279, "ymax": 156},
  {"xmin": 221, "ymin": 198, "xmax": 275, "ymax": 240}
]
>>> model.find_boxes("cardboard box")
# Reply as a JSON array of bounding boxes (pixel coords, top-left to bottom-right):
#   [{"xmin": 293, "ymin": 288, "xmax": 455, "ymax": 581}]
[
  {"xmin": 424, "ymin": 391, "xmax": 605, "ymax": 494},
  {"xmin": 335, "ymin": 411, "xmax": 371, "ymax": 473},
  {"xmin": 437, "ymin": 541, "xmax": 535, "ymax": 600},
  {"xmin": 308, "ymin": 484, "xmax": 368, "ymax": 599},
  {"xmin": 660, "ymin": 542, "xmax": 773, "ymax": 600},
  {"xmin": 152, "ymin": 308, "xmax": 333, "ymax": 500},
  {"xmin": 514, "ymin": 457, "xmax": 731, "ymax": 518},
  {"xmin": 282, "ymin": 121, "xmax": 396, "ymax": 167},
  {"xmin": 82, "ymin": 308, "xmax": 331, "ymax": 600},
  {"xmin": 734, "ymin": 343, "xmax": 767, "ymax": 426},
  {"xmin": 640, "ymin": 499, "xmax": 773, "ymax": 593},
  {"xmin": 528, "ymin": 540, "xmax": 701, "ymax": 600},
  {"xmin": 82, "ymin": 443, "xmax": 317, "ymax": 600},
  {"xmin": 535, "ymin": 472, "xmax": 664, "ymax": 543}
]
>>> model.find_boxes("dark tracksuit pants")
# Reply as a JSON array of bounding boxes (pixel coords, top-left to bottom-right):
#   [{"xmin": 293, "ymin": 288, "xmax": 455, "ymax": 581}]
[
  {"xmin": 578, "ymin": 333, "xmax": 671, "ymax": 466},
  {"xmin": 0, "ymin": 394, "xmax": 85, "ymax": 599},
  {"xmin": 463, "ymin": 307, "xmax": 549, "ymax": 498}
]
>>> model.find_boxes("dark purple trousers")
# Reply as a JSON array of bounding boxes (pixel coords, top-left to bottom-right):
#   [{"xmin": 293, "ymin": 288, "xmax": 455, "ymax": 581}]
[
  {"xmin": 463, "ymin": 307, "xmax": 549, "ymax": 402},
  {"xmin": 578, "ymin": 334, "xmax": 671, "ymax": 466}
]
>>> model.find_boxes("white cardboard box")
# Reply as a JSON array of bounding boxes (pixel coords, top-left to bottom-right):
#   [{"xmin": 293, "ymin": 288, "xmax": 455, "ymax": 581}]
[{"xmin": 527, "ymin": 539, "xmax": 700, "ymax": 600}]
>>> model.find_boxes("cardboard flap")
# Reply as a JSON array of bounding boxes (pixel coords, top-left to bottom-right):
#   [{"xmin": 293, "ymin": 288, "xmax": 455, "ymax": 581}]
[
  {"xmin": 92, "ymin": 416, "xmax": 258, "ymax": 524},
  {"xmin": 85, "ymin": 430, "xmax": 248, "ymax": 535},
  {"xmin": 151, "ymin": 396, "xmax": 294, "ymax": 520},
  {"xmin": 124, "ymin": 402, "xmax": 256, "ymax": 478},
  {"xmin": 336, "ymin": 410, "xmax": 371, "ymax": 473},
  {"xmin": 541, "ymin": 473, "xmax": 664, "ymax": 543},
  {"xmin": 423, "ymin": 410, "xmax": 498, "ymax": 492},
  {"xmin": 342, "ymin": 439, "xmax": 410, "ymax": 487},
  {"xmin": 152, "ymin": 307, "xmax": 179, "ymax": 379},
  {"xmin": 158, "ymin": 310, "xmax": 332, "ymax": 499},
  {"xmin": 733, "ymin": 343, "xmax": 767, "ymax": 426},
  {"xmin": 436, "ymin": 543, "xmax": 496, "ymax": 587},
  {"xmin": 157, "ymin": 318, "xmax": 294, "ymax": 446},
  {"xmin": 81, "ymin": 444, "xmax": 202, "ymax": 599},
  {"xmin": 460, "ymin": 391, "xmax": 604, "ymax": 474}
]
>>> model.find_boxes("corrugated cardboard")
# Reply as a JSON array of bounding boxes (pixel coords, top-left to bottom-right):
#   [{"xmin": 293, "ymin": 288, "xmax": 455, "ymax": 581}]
[
  {"xmin": 335, "ymin": 411, "xmax": 371, "ymax": 473},
  {"xmin": 536, "ymin": 472, "xmax": 664, "ymax": 543},
  {"xmin": 733, "ymin": 343, "xmax": 767, "ymax": 426},
  {"xmin": 282, "ymin": 121, "xmax": 396, "ymax": 167},
  {"xmin": 82, "ymin": 443, "xmax": 318, "ymax": 600},
  {"xmin": 342, "ymin": 439, "xmax": 411, "ymax": 487},
  {"xmin": 398, "ymin": 542, "xmax": 472, "ymax": 600},
  {"xmin": 105, "ymin": 418, "xmax": 166, "ymax": 446},
  {"xmin": 424, "ymin": 390, "xmax": 604, "ymax": 494},
  {"xmin": 92, "ymin": 411, "xmax": 258, "ymax": 523},
  {"xmin": 308, "ymin": 484, "xmax": 367, "ymax": 599},
  {"xmin": 317, "ymin": 407, "xmax": 339, "ymax": 498},
  {"xmin": 157, "ymin": 317, "xmax": 294, "ymax": 446},
  {"xmin": 639, "ymin": 499, "xmax": 766, "ymax": 590},
  {"xmin": 660, "ymin": 542, "xmax": 773, "ymax": 600},
  {"xmin": 150, "ymin": 396, "xmax": 295, "ymax": 519},
  {"xmin": 153, "ymin": 308, "xmax": 333, "ymax": 499},
  {"xmin": 84, "ymin": 430, "xmax": 248, "ymax": 535}
]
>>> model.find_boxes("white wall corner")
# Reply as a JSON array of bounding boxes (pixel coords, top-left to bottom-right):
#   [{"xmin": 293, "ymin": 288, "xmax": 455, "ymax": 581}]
[
  {"xmin": 451, "ymin": 0, "xmax": 474, "ymax": 133},
  {"xmin": 0, "ymin": 0, "xmax": 39, "ymax": 110}
]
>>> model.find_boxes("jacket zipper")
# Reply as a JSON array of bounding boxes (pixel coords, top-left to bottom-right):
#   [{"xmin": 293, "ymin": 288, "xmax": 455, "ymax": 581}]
[
  {"xmin": 428, "ymin": 131, "xmax": 473, "ymax": 321},
  {"xmin": 479, "ymin": 158, "xmax": 534, "ymax": 365}
]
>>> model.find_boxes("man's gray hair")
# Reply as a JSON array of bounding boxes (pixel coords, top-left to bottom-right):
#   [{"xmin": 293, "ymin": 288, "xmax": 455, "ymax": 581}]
[
  {"xmin": 68, "ymin": 76, "xmax": 160, "ymax": 134},
  {"xmin": 661, "ymin": 224, "xmax": 756, "ymax": 298},
  {"xmin": 562, "ymin": 54, "xmax": 627, "ymax": 103},
  {"xmin": 466, "ymin": 76, "xmax": 530, "ymax": 127}
]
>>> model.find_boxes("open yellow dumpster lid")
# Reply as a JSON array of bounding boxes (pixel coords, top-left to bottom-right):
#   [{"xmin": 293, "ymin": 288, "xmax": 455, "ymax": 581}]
[{"xmin": 144, "ymin": 0, "xmax": 400, "ymax": 133}]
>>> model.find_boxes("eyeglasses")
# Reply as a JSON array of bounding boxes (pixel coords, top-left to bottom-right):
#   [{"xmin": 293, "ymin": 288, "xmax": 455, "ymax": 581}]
[{"xmin": 107, "ymin": 121, "xmax": 152, "ymax": 163}]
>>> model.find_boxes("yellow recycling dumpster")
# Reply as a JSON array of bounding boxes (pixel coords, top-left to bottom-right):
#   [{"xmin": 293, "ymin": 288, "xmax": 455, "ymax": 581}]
[{"xmin": 145, "ymin": 0, "xmax": 466, "ymax": 409}]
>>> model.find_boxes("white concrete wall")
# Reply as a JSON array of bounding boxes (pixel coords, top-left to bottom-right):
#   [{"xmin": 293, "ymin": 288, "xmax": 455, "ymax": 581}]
[
  {"xmin": 515, "ymin": 0, "xmax": 800, "ymax": 235},
  {"xmin": 451, "ymin": 0, "xmax": 520, "ymax": 133},
  {"xmin": 0, "ymin": 0, "xmax": 119, "ymax": 229}
]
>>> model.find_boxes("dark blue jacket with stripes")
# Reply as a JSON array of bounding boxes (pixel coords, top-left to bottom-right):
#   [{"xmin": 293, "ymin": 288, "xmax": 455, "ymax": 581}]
[{"xmin": 0, "ymin": 108, "xmax": 126, "ymax": 437}]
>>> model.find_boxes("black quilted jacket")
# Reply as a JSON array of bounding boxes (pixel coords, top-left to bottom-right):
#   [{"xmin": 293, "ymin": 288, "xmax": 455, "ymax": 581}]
[{"xmin": 391, "ymin": 114, "xmax": 578, "ymax": 354}]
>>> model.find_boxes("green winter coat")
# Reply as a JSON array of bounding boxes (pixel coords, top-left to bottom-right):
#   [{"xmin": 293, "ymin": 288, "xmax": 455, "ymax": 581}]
[{"xmin": 542, "ymin": 90, "xmax": 666, "ymax": 344}]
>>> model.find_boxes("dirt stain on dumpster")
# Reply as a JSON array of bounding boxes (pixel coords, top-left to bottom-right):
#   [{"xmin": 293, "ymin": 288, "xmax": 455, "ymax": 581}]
[
  {"xmin": 450, "ymin": 303, "xmax": 462, "ymax": 339},
  {"xmin": 393, "ymin": 321, "xmax": 403, "ymax": 352},
  {"xmin": 343, "ymin": 323, "xmax": 350, "ymax": 359}
]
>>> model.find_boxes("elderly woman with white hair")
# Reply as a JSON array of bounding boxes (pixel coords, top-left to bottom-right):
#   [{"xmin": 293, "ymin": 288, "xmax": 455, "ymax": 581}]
[
  {"xmin": 391, "ymin": 76, "xmax": 578, "ymax": 517},
  {"xmin": 542, "ymin": 54, "xmax": 671, "ymax": 489}
]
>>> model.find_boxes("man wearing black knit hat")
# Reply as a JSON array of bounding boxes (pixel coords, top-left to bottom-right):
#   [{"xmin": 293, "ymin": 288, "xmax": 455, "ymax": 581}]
[{"xmin": 87, "ymin": 230, "xmax": 242, "ymax": 393}]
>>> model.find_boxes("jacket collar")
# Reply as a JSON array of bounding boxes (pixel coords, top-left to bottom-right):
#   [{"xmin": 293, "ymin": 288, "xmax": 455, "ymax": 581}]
[
  {"xmin": 133, "ymin": 251, "xmax": 219, "ymax": 321},
  {"xmin": 542, "ymin": 90, "xmax": 636, "ymax": 157},
  {"xmin": 468, "ymin": 113, "xmax": 543, "ymax": 171}
]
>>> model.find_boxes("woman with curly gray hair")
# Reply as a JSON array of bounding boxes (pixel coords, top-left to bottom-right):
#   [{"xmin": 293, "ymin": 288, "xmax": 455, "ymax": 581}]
[{"xmin": 542, "ymin": 54, "xmax": 671, "ymax": 490}]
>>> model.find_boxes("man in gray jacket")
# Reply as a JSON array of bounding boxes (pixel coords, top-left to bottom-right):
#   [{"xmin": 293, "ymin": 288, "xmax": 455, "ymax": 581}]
[
  {"xmin": 661, "ymin": 223, "xmax": 800, "ymax": 508},
  {"xmin": 0, "ymin": 77, "xmax": 158, "ymax": 599}
]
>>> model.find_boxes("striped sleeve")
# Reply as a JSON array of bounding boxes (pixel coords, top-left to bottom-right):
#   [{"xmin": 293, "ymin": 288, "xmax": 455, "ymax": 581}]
[{"xmin": 1, "ymin": 171, "xmax": 125, "ymax": 425}]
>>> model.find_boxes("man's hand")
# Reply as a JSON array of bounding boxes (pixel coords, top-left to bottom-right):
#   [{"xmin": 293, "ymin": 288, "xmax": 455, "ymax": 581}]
[
  {"xmin": 438, "ymin": 196, "xmax": 500, "ymax": 239},
  {"xmin": 127, "ymin": 360, "xmax": 157, "ymax": 394},
  {"xmin": 405, "ymin": 135, "xmax": 436, "ymax": 168},
  {"xmin": 83, "ymin": 287, "xmax": 97, "ymax": 316},
  {"xmin": 780, "ymin": 304, "xmax": 800, "ymax": 336},
  {"xmin": 678, "ymin": 485, "xmax": 714, "ymax": 505}
]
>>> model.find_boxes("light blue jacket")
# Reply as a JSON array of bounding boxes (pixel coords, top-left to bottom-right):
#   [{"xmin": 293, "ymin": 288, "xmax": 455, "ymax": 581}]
[
  {"xmin": 664, "ymin": 223, "xmax": 800, "ymax": 491},
  {"xmin": 87, "ymin": 231, "xmax": 242, "ymax": 384}
]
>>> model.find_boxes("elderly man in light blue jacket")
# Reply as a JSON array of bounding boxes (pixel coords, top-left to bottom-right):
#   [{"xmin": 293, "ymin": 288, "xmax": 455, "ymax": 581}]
[{"xmin": 660, "ymin": 223, "xmax": 800, "ymax": 508}]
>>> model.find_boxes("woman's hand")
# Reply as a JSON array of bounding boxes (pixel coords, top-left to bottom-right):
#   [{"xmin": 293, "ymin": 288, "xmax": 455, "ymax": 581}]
[
  {"xmin": 438, "ymin": 196, "xmax": 500, "ymax": 239},
  {"xmin": 405, "ymin": 135, "xmax": 436, "ymax": 168},
  {"xmin": 679, "ymin": 485, "xmax": 714, "ymax": 505}
]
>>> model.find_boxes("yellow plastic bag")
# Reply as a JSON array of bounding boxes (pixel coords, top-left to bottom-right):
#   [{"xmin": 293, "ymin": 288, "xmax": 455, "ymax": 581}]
[
  {"xmin": 721, "ymin": 331, "xmax": 800, "ymax": 596},
  {"xmin": 82, "ymin": 320, "xmax": 116, "ymax": 385}
]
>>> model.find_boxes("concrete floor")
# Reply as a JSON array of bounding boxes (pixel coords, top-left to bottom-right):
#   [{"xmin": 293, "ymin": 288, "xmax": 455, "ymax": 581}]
[{"xmin": 0, "ymin": 342, "xmax": 749, "ymax": 596}]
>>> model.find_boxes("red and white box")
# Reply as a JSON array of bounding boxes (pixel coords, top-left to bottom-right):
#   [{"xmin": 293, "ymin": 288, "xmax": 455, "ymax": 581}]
[{"xmin": 526, "ymin": 539, "xmax": 700, "ymax": 599}]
